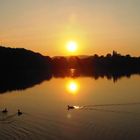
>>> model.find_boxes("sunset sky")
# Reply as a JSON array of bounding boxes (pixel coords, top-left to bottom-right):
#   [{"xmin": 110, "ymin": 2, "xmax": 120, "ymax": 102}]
[{"xmin": 0, "ymin": 0, "xmax": 140, "ymax": 56}]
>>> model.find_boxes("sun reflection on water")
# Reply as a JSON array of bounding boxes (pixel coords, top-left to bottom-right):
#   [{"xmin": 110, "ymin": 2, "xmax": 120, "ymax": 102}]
[{"xmin": 67, "ymin": 80, "xmax": 79, "ymax": 95}]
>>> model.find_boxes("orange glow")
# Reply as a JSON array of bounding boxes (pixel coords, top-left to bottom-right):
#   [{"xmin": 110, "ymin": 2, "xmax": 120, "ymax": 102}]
[
  {"xmin": 66, "ymin": 41, "xmax": 77, "ymax": 52},
  {"xmin": 67, "ymin": 80, "xmax": 79, "ymax": 94}
]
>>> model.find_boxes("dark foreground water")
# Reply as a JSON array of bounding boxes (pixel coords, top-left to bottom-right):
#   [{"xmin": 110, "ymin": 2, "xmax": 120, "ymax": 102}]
[{"xmin": 0, "ymin": 75, "xmax": 140, "ymax": 140}]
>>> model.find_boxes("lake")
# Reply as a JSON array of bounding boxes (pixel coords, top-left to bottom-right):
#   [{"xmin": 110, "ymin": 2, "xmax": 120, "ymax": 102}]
[{"xmin": 0, "ymin": 74, "xmax": 140, "ymax": 140}]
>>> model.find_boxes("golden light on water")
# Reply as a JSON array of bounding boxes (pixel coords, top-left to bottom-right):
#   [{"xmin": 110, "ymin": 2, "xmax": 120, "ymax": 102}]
[
  {"xmin": 67, "ymin": 41, "xmax": 77, "ymax": 52},
  {"xmin": 67, "ymin": 80, "xmax": 79, "ymax": 94},
  {"xmin": 69, "ymin": 82, "xmax": 77, "ymax": 91}
]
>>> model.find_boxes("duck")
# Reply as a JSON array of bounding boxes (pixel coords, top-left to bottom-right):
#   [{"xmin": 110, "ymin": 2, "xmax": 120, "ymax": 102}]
[
  {"xmin": 67, "ymin": 105, "xmax": 75, "ymax": 110},
  {"xmin": 17, "ymin": 109, "xmax": 22, "ymax": 116},
  {"xmin": 2, "ymin": 108, "xmax": 8, "ymax": 113}
]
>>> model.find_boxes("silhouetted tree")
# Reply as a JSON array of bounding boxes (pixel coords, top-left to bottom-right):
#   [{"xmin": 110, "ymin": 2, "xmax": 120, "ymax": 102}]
[{"xmin": 0, "ymin": 46, "xmax": 140, "ymax": 93}]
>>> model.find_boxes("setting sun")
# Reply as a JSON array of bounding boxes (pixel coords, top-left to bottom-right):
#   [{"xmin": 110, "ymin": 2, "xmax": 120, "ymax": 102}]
[{"xmin": 67, "ymin": 41, "xmax": 77, "ymax": 52}]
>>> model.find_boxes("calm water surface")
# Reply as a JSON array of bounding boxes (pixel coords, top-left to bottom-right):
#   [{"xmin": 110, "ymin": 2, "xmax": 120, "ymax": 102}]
[{"xmin": 0, "ymin": 75, "xmax": 140, "ymax": 140}]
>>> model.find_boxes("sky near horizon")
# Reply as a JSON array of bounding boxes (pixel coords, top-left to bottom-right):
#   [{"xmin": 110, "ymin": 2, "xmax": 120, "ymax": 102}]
[{"xmin": 0, "ymin": 0, "xmax": 140, "ymax": 56}]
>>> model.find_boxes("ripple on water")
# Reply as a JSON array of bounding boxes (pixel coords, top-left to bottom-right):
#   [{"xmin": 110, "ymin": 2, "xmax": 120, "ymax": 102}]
[{"xmin": 0, "ymin": 110, "xmax": 140, "ymax": 140}]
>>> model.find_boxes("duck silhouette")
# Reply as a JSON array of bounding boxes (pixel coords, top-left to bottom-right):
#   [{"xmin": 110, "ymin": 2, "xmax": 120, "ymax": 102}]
[
  {"xmin": 67, "ymin": 105, "xmax": 75, "ymax": 110},
  {"xmin": 17, "ymin": 109, "xmax": 22, "ymax": 116},
  {"xmin": 2, "ymin": 108, "xmax": 8, "ymax": 113}
]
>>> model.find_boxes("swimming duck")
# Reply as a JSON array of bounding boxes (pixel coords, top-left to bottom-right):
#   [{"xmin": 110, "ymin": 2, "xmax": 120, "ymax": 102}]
[
  {"xmin": 17, "ymin": 109, "xmax": 22, "ymax": 116},
  {"xmin": 2, "ymin": 108, "xmax": 8, "ymax": 113},
  {"xmin": 67, "ymin": 105, "xmax": 75, "ymax": 110}
]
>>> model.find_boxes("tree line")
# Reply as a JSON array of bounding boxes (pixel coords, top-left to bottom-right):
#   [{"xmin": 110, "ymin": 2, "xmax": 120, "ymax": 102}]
[{"xmin": 0, "ymin": 46, "xmax": 140, "ymax": 93}]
